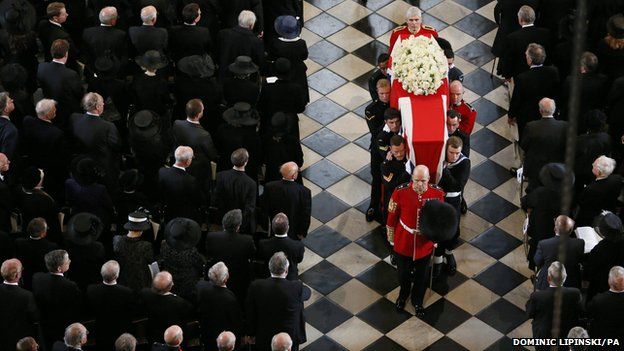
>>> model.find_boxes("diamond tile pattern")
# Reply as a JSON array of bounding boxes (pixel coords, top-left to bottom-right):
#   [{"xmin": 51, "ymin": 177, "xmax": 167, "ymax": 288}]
[{"xmin": 276, "ymin": 1, "xmax": 536, "ymax": 349}]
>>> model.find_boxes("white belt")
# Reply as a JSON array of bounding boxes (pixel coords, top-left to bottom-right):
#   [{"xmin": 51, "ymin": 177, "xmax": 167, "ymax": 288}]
[
  {"xmin": 400, "ymin": 219, "xmax": 419, "ymax": 235},
  {"xmin": 446, "ymin": 191, "xmax": 461, "ymax": 197}
]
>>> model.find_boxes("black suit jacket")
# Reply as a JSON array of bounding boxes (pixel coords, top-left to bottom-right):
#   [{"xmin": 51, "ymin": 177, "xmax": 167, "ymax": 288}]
[
  {"xmin": 81, "ymin": 25, "xmax": 128, "ymax": 68},
  {"xmin": 491, "ymin": 0, "xmax": 540, "ymax": 56},
  {"xmin": 138, "ymin": 289, "xmax": 194, "ymax": 343},
  {"xmin": 526, "ymin": 286, "xmax": 582, "ymax": 339},
  {"xmin": 560, "ymin": 72, "xmax": 608, "ymax": 132},
  {"xmin": 534, "ymin": 236, "xmax": 585, "ymax": 290},
  {"xmin": 171, "ymin": 120, "xmax": 218, "ymax": 181},
  {"xmin": 262, "ymin": 0, "xmax": 301, "ymax": 38},
  {"xmin": 32, "ymin": 272, "xmax": 83, "ymax": 345},
  {"xmin": 217, "ymin": 26, "xmax": 264, "ymax": 78},
  {"xmin": 196, "ymin": 281, "xmax": 243, "ymax": 349},
  {"xmin": 258, "ymin": 79, "xmax": 306, "ymax": 123},
  {"xmin": 520, "ymin": 118, "xmax": 568, "ymax": 181},
  {"xmin": 70, "ymin": 113, "xmax": 122, "ymax": 180},
  {"xmin": 500, "ymin": 25, "xmax": 551, "ymax": 78},
  {"xmin": 213, "ymin": 169, "xmax": 257, "ymax": 233},
  {"xmin": 168, "ymin": 25, "xmax": 212, "ymax": 61},
  {"xmin": 258, "ymin": 236, "xmax": 304, "ymax": 280},
  {"xmin": 263, "ymin": 180, "xmax": 311, "ymax": 239},
  {"xmin": 0, "ymin": 117, "xmax": 18, "ymax": 162},
  {"xmin": 128, "ymin": 25, "xmax": 168, "ymax": 55},
  {"xmin": 37, "ymin": 62, "xmax": 84, "ymax": 127},
  {"xmin": 587, "ymin": 290, "xmax": 624, "ymax": 340},
  {"xmin": 37, "ymin": 20, "xmax": 79, "ymax": 64},
  {"xmin": 15, "ymin": 237, "xmax": 60, "ymax": 289},
  {"xmin": 246, "ymin": 277, "xmax": 306, "ymax": 351},
  {"xmin": 86, "ymin": 283, "xmax": 136, "ymax": 351},
  {"xmin": 0, "ymin": 283, "xmax": 39, "ymax": 351},
  {"xmin": 576, "ymin": 174, "xmax": 624, "ymax": 227},
  {"xmin": 219, "ymin": 0, "xmax": 264, "ymax": 33},
  {"xmin": 158, "ymin": 166, "xmax": 205, "ymax": 222}
]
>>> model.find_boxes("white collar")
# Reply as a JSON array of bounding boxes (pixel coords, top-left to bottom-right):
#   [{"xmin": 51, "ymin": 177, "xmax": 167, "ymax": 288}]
[
  {"xmin": 0, "ymin": 174, "xmax": 4, "ymax": 181},
  {"xmin": 609, "ymin": 289, "xmax": 624, "ymax": 293},
  {"xmin": 530, "ymin": 64, "xmax": 543, "ymax": 68},
  {"xmin": 29, "ymin": 236, "xmax": 43, "ymax": 240},
  {"xmin": 38, "ymin": 117, "xmax": 52, "ymax": 123},
  {"xmin": 173, "ymin": 164, "xmax": 186, "ymax": 171},
  {"xmin": 3, "ymin": 281, "xmax": 18, "ymax": 285},
  {"xmin": 274, "ymin": 234, "xmax": 288, "ymax": 238},
  {"xmin": 144, "ymin": 71, "xmax": 157, "ymax": 76},
  {"xmin": 51, "ymin": 272, "xmax": 64, "ymax": 276},
  {"xmin": 100, "ymin": 23, "xmax": 112, "ymax": 27},
  {"xmin": 522, "ymin": 24, "xmax": 534, "ymax": 28},
  {"xmin": 0, "ymin": 115, "xmax": 9, "ymax": 120},
  {"xmin": 52, "ymin": 59, "xmax": 65, "ymax": 65},
  {"xmin": 103, "ymin": 281, "xmax": 117, "ymax": 286},
  {"xmin": 233, "ymin": 166, "xmax": 245, "ymax": 172},
  {"xmin": 270, "ymin": 274, "xmax": 286, "ymax": 279},
  {"xmin": 184, "ymin": 22, "xmax": 196, "ymax": 26},
  {"xmin": 86, "ymin": 112, "xmax": 99, "ymax": 117},
  {"xmin": 542, "ymin": 115, "xmax": 554, "ymax": 119},
  {"xmin": 186, "ymin": 118, "xmax": 200, "ymax": 124},
  {"xmin": 279, "ymin": 36, "xmax": 301, "ymax": 42},
  {"xmin": 282, "ymin": 178, "xmax": 295, "ymax": 182},
  {"xmin": 49, "ymin": 20, "xmax": 62, "ymax": 27},
  {"xmin": 449, "ymin": 63, "xmax": 455, "ymax": 69}
]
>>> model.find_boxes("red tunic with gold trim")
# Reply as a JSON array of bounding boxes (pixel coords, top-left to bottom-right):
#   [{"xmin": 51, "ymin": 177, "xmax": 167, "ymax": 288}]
[
  {"xmin": 388, "ymin": 25, "xmax": 439, "ymax": 55},
  {"xmin": 453, "ymin": 100, "xmax": 477, "ymax": 135},
  {"xmin": 386, "ymin": 183, "xmax": 445, "ymax": 260}
]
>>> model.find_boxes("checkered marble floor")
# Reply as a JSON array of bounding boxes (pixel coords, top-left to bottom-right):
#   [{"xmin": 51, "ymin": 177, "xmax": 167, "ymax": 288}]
[{"xmin": 298, "ymin": 0, "xmax": 532, "ymax": 349}]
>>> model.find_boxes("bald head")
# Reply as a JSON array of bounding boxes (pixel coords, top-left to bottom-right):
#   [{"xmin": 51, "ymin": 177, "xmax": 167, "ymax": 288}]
[
  {"xmin": 554, "ymin": 215, "xmax": 574, "ymax": 236},
  {"xmin": 271, "ymin": 333, "xmax": 293, "ymax": 351},
  {"xmin": 411, "ymin": 165, "xmax": 430, "ymax": 194},
  {"xmin": 164, "ymin": 325, "xmax": 183, "ymax": 347},
  {"xmin": 216, "ymin": 331, "xmax": 236, "ymax": 351},
  {"xmin": 152, "ymin": 271, "xmax": 173, "ymax": 294},
  {"xmin": 280, "ymin": 162, "xmax": 299, "ymax": 180},
  {"xmin": 1, "ymin": 258, "xmax": 22, "ymax": 283},
  {"xmin": 538, "ymin": 98, "xmax": 556, "ymax": 117},
  {"xmin": 449, "ymin": 80, "xmax": 464, "ymax": 106}
]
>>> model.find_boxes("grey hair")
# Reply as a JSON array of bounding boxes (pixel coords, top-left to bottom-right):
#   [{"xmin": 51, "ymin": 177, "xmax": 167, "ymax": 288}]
[
  {"xmin": 518, "ymin": 5, "xmax": 535, "ymax": 24},
  {"xmin": 216, "ymin": 331, "xmax": 236, "ymax": 350},
  {"xmin": 538, "ymin": 98, "xmax": 556, "ymax": 116},
  {"xmin": 608, "ymin": 266, "xmax": 624, "ymax": 291},
  {"xmin": 271, "ymin": 333, "xmax": 293, "ymax": 351},
  {"xmin": 405, "ymin": 6, "xmax": 422, "ymax": 19},
  {"xmin": 82, "ymin": 92, "xmax": 103, "ymax": 112},
  {"xmin": 567, "ymin": 327, "xmax": 589, "ymax": 351},
  {"xmin": 115, "ymin": 333, "xmax": 137, "ymax": 351},
  {"xmin": 222, "ymin": 209, "xmax": 243, "ymax": 233},
  {"xmin": 35, "ymin": 99, "xmax": 56, "ymax": 117},
  {"xmin": 101, "ymin": 260, "xmax": 120, "ymax": 283},
  {"xmin": 526, "ymin": 43, "xmax": 546, "ymax": 65},
  {"xmin": 208, "ymin": 262, "xmax": 229, "ymax": 286},
  {"xmin": 594, "ymin": 155, "xmax": 616, "ymax": 176},
  {"xmin": 269, "ymin": 251, "xmax": 289, "ymax": 276},
  {"xmin": 140, "ymin": 6, "xmax": 157, "ymax": 23},
  {"xmin": 548, "ymin": 261, "xmax": 567, "ymax": 286},
  {"xmin": 174, "ymin": 146, "xmax": 193, "ymax": 163},
  {"xmin": 238, "ymin": 10, "xmax": 256, "ymax": 27},
  {"xmin": 64, "ymin": 323, "xmax": 87, "ymax": 348},
  {"xmin": 99, "ymin": 6, "xmax": 117, "ymax": 25},
  {"xmin": 44, "ymin": 249, "xmax": 68, "ymax": 272},
  {"xmin": 272, "ymin": 213, "xmax": 289, "ymax": 235}
]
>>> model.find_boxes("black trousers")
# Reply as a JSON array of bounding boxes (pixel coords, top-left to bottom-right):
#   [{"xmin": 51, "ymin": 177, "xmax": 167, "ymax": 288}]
[
  {"xmin": 369, "ymin": 155, "xmax": 382, "ymax": 212},
  {"xmin": 435, "ymin": 195, "xmax": 461, "ymax": 255},
  {"xmin": 396, "ymin": 253, "xmax": 430, "ymax": 306}
]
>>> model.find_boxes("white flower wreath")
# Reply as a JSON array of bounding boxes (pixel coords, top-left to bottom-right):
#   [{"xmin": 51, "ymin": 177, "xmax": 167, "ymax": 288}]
[{"xmin": 392, "ymin": 36, "xmax": 448, "ymax": 96}]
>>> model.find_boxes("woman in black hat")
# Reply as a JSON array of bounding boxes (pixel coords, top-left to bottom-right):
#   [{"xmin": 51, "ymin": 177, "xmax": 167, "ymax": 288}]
[
  {"xmin": 131, "ymin": 50, "xmax": 173, "ymax": 118},
  {"xmin": 574, "ymin": 110, "xmax": 612, "ymax": 191},
  {"xmin": 262, "ymin": 112, "xmax": 303, "ymax": 183},
  {"xmin": 0, "ymin": 4, "xmax": 39, "ymax": 94},
  {"xmin": 112, "ymin": 211, "xmax": 155, "ymax": 291},
  {"xmin": 217, "ymin": 102, "xmax": 262, "ymax": 181},
  {"xmin": 597, "ymin": 14, "xmax": 624, "ymax": 82},
  {"xmin": 223, "ymin": 56, "xmax": 261, "ymax": 107},
  {"xmin": 64, "ymin": 212, "xmax": 107, "ymax": 290},
  {"xmin": 585, "ymin": 211, "xmax": 624, "ymax": 302},
  {"xmin": 114, "ymin": 169, "xmax": 154, "ymax": 234}
]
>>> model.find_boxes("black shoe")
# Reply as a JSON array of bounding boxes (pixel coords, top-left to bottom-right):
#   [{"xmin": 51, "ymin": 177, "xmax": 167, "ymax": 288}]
[
  {"xmin": 460, "ymin": 198, "xmax": 467, "ymax": 215},
  {"xmin": 432, "ymin": 263, "xmax": 443, "ymax": 278},
  {"xmin": 366, "ymin": 207, "xmax": 375, "ymax": 222},
  {"xmin": 509, "ymin": 167, "xmax": 518, "ymax": 176},
  {"xmin": 414, "ymin": 305, "xmax": 425, "ymax": 318},
  {"xmin": 390, "ymin": 254, "xmax": 397, "ymax": 266},
  {"xmin": 446, "ymin": 253, "xmax": 457, "ymax": 275},
  {"xmin": 395, "ymin": 297, "xmax": 406, "ymax": 311}
]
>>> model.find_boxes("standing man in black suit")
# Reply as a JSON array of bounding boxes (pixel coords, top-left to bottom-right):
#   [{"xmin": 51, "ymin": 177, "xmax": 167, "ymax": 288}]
[
  {"xmin": 263, "ymin": 162, "xmax": 311, "ymax": 240},
  {"xmin": 37, "ymin": 39, "xmax": 84, "ymax": 130},
  {"xmin": 508, "ymin": 43, "xmax": 560, "ymax": 140},
  {"xmin": 534, "ymin": 215, "xmax": 585, "ymax": 290},
  {"xmin": 491, "ymin": 0, "xmax": 540, "ymax": 61},
  {"xmin": 0, "ymin": 92, "xmax": 18, "ymax": 163},
  {"xmin": 205, "ymin": 209, "xmax": 256, "ymax": 304},
  {"xmin": 158, "ymin": 146, "xmax": 206, "ymax": 223},
  {"xmin": 587, "ymin": 266, "xmax": 624, "ymax": 343},
  {"xmin": 15, "ymin": 218, "xmax": 60, "ymax": 289},
  {"xmin": 245, "ymin": 252, "xmax": 309, "ymax": 351},
  {"xmin": 82, "ymin": 7, "xmax": 128, "ymax": 75},
  {"xmin": 138, "ymin": 271, "xmax": 194, "ymax": 344},
  {"xmin": 213, "ymin": 149, "xmax": 257, "ymax": 234},
  {"xmin": 219, "ymin": 0, "xmax": 264, "ymax": 35},
  {"xmin": 70, "ymin": 92, "xmax": 122, "ymax": 191},
  {"xmin": 37, "ymin": 2, "xmax": 79, "ymax": 69},
  {"xmin": 218, "ymin": 10, "xmax": 265, "ymax": 78},
  {"xmin": 32, "ymin": 250, "xmax": 83, "ymax": 349},
  {"xmin": 196, "ymin": 262, "xmax": 244, "ymax": 350},
  {"xmin": 499, "ymin": 5, "xmax": 551, "ymax": 80},
  {"xmin": 526, "ymin": 262, "xmax": 582, "ymax": 339},
  {"xmin": 0, "ymin": 259, "xmax": 39, "ymax": 351},
  {"xmin": 575, "ymin": 156, "xmax": 623, "ymax": 227},
  {"xmin": 258, "ymin": 213, "xmax": 304, "ymax": 280},
  {"xmin": 86, "ymin": 260, "xmax": 136, "ymax": 351},
  {"xmin": 169, "ymin": 3, "xmax": 213, "ymax": 62},
  {"xmin": 128, "ymin": 6, "xmax": 168, "ymax": 56},
  {"xmin": 52, "ymin": 323, "xmax": 88, "ymax": 351},
  {"xmin": 520, "ymin": 98, "xmax": 567, "ymax": 191}
]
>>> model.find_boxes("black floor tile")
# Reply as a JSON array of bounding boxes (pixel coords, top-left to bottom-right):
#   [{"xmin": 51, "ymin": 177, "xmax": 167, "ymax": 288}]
[
  {"xmin": 306, "ymin": 0, "xmax": 345, "ymax": 10},
  {"xmin": 470, "ymin": 159, "xmax": 513, "ymax": 189},
  {"xmin": 356, "ymin": 228, "xmax": 391, "ymax": 259},
  {"xmin": 308, "ymin": 41, "xmax": 348, "ymax": 67},
  {"xmin": 463, "ymin": 68, "xmax": 504, "ymax": 96},
  {"xmin": 423, "ymin": 13, "xmax": 448, "ymax": 32},
  {"xmin": 304, "ymin": 298, "xmax": 352, "ymax": 333},
  {"xmin": 304, "ymin": 12, "xmax": 347, "ymax": 37},
  {"xmin": 352, "ymin": 14, "xmax": 396, "ymax": 38},
  {"xmin": 357, "ymin": 298, "xmax": 412, "ymax": 333},
  {"xmin": 302, "ymin": 128, "xmax": 349, "ymax": 157},
  {"xmin": 469, "ymin": 192, "xmax": 518, "ymax": 224},
  {"xmin": 300, "ymin": 260, "xmax": 352, "ymax": 295},
  {"xmin": 456, "ymin": 40, "xmax": 496, "ymax": 67},
  {"xmin": 353, "ymin": 40, "xmax": 390, "ymax": 65},
  {"xmin": 485, "ymin": 336, "xmax": 529, "ymax": 351},
  {"xmin": 476, "ymin": 298, "xmax": 528, "ymax": 334},
  {"xmin": 303, "ymin": 159, "xmax": 349, "ymax": 189},
  {"xmin": 303, "ymin": 336, "xmax": 347, "ymax": 351},
  {"xmin": 470, "ymin": 128, "xmax": 511, "ymax": 157},
  {"xmin": 452, "ymin": 0, "xmax": 495, "ymax": 10},
  {"xmin": 304, "ymin": 225, "xmax": 351, "ymax": 258},
  {"xmin": 358, "ymin": 0, "xmax": 394, "ymax": 11},
  {"xmin": 454, "ymin": 13, "xmax": 497, "ymax": 38},
  {"xmin": 362, "ymin": 336, "xmax": 408, "ymax": 351},
  {"xmin": 353, "ymin": 69, "xmax": 376, "ymax": 90},
  {"xmin": 425, "ymin": 336, "xmax": 469, "ymax": 351},
  {"xmin": 305, "ymin": 97, "xmax": 348, "ymax": 125},
  {"xmin": 473, "ymin": 98, "xmax": 507, "ymax": 126},
  {"xmin": 474, "ymin": 262, "xmax": 528, "ymax": 296},
  {"xmin": 307, "ymin": 68, "xmax": 348, "ymax": 94},
  {"xmin": 354, "ymin": 163, "xmax": 372, "ymax": 184},
  {"xmin": 310, "ymin": 191, "xmax": 350, "ymax": 223},
  {"xmin": 356, "ymin": 261, "xmax": 399, "ymax": 295},
  {"xmin": 470, "ymin": 226, "xmax": 522, "ymax": 259},
  {"xmin": 431, "ymin": 270, "xmax": 469, "ymax": 296},
  {"xmin": 422, "ymin": 298, "xmax": 472, "ymax": 334}
]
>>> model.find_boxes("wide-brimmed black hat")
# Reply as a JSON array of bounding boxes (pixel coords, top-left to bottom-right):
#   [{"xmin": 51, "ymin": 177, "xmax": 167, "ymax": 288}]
[
  {"xmin": 65, "ymin": 212, "xmax": 103, "ymax": 246},
  {"xmin": 223, "ymin": 102, "xmax": 259, "ymax": 126},
  {"xmin": 608, "ymin": 14, "xmax": 624, "ymax": 39},
  {"xmin": 165, "ymin": 218, "xmax": 201, "ymax": 250},
  {"xmin": 274, "ymin": 57, "xmax": 291, "ymax": 77},
  {"xmin": 119, "ymin": 169, "xmax": 144, "ymax": 192},
  {"xmin": 539, "ymin": 163, "xmax": 573, "ymax": 191},
  {"xmin": 274, "ymin": 15, "xmax": 300, "ymax": 39},
  {"xmin": 229, "ymin": 56, "xmax": 258, "ymax": 75},
  {"xmin": 94, "ymin": 56, "xmax": 120, "ymax": 78},
  {"xmin": 270, "ymin": 111, "xmax": 292, "ymax": 137},
  {"xmin": 585, "ymin": 109, "xmax": 607, "ymax": 131},
  {"xmin": 595, "ymin": 210, "xmax": 623, "ymax": 238},
  {"xmin": 419, "ymin": 200, "xmax": 458, "ymax": 242},
  {"xmin": 130, "ymin": 110, "xmax": 159, "ymax": 139},
  {"xmin": 178, "ymin": 55, "xmax": 215, "ymax": 78},
  {"xmin": 124, "ymin": 211, "xmax": 151, "ymax": 231},
  {"xmin": 0, "ymin": 0, "xmax": 36, "ymax": 31},
  {"xmin": 71, "ymin": 156, "xmax": 99, "ymax": 186},
  {"xmin": 135, "ymin": 50, "xmax": 168, "ymax": 71},
  {"xmin": 21, "ymin": 166, "xmax": 41, "ymax": 190}
]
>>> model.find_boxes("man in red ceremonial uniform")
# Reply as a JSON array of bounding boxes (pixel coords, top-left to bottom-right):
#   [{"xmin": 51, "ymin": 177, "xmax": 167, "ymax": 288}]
[
  {"xmin": 450, "ymin": 80, "xmax": 477, "ymax": 135},
  {"xmin": 388, "ymin": 6, "xmax": 438, "ymax": 55},
  {"xmin": 386, "ymin": 165, "xmax": 444, "ymax": 317}
]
